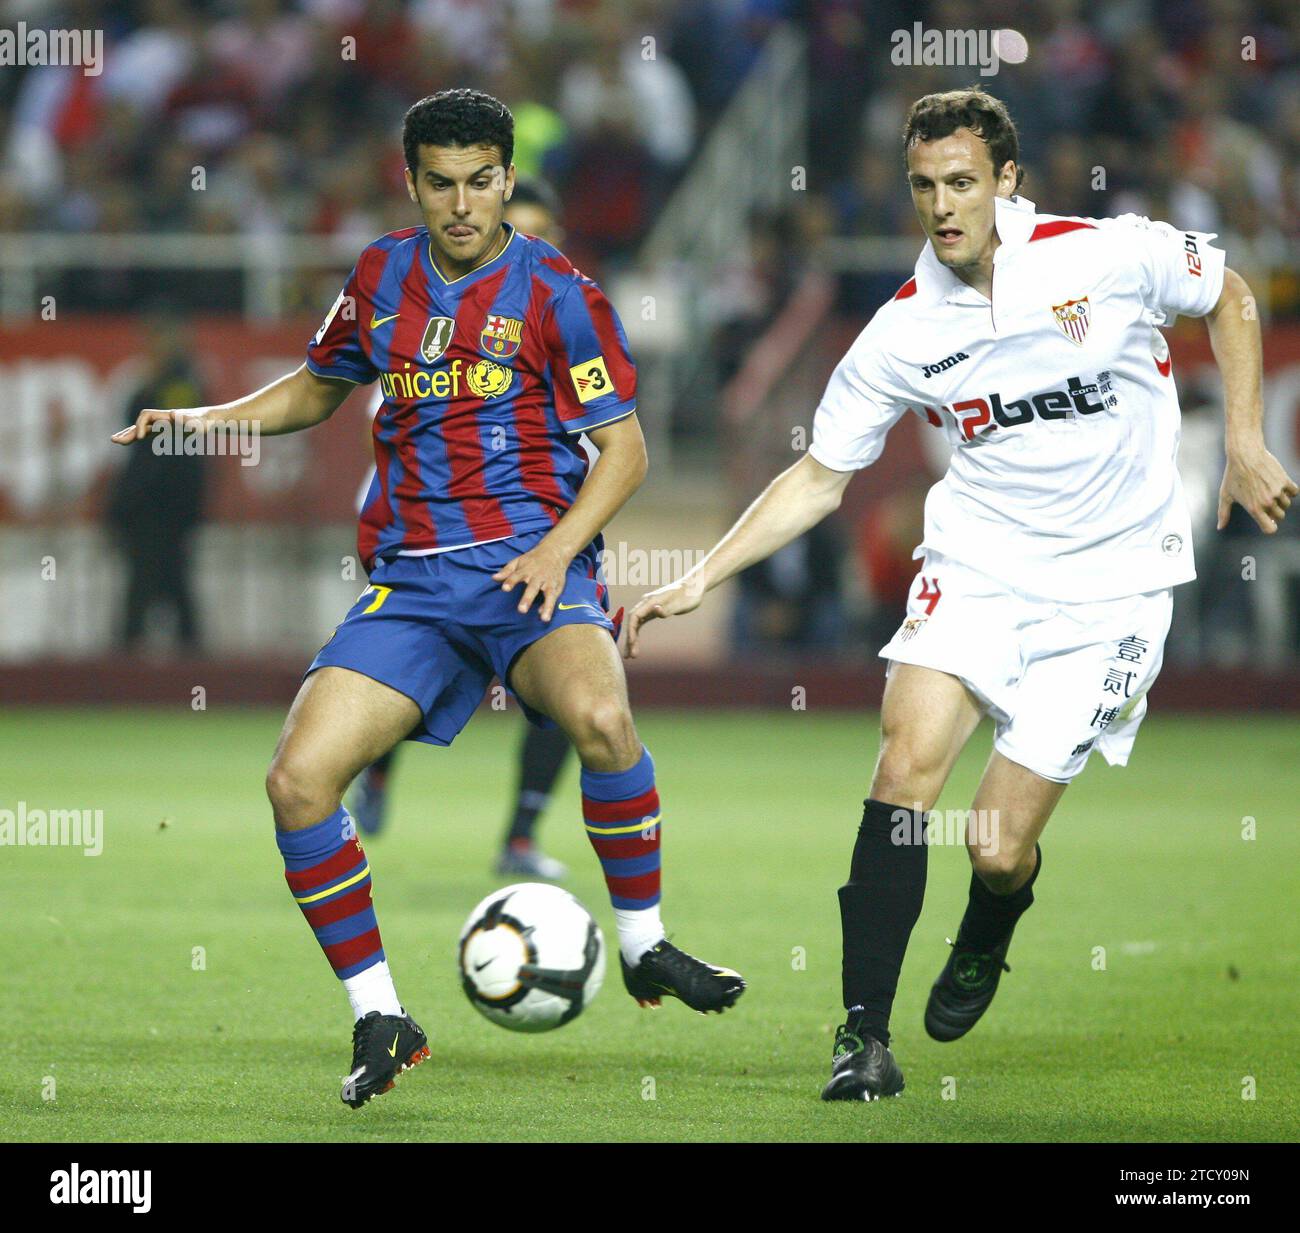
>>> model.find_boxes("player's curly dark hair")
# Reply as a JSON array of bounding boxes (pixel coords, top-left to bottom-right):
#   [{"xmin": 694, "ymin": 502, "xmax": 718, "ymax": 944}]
[
  {"xmin": 402, "ymin": 89, "xmax": 514, "ymax": 174},
  {"xmin": 903, "ymin": 87, "xmax": 1024, "ymax": 191}
]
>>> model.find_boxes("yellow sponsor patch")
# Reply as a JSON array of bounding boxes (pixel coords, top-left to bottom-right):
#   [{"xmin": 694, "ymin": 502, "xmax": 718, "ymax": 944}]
[{"xmin": 569, "ymin": 356, "xmax": 613, "ymax": 404}]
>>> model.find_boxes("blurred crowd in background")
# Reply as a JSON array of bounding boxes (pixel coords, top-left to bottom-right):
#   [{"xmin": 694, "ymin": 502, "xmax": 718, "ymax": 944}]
[
  {"xmin": 2, "ymin": 0, "xmax": 1297, "ymax": 664},
  {"xmin": 814, "ymin": 0, "xmax": 1300, "ymax": 316},
  {"xmin": 3, "ymin": 0, "xmax": 1300, "ymax": 309},
  {"xmin": 0, "ymin": 0, "xmax": 786, "ymax": 304}
]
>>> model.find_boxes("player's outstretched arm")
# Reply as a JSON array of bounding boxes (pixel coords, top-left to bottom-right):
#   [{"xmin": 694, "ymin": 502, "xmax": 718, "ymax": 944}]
[
  {"xmin": 110, "ymin": 363, "xmax": 356, "ymax": 447},
  {"xmin": 624, "ymin": 452, "xmax": 852, "ymax": 657},
  {"xmin": 1207, "ymin": 268, "xmax": 1298, "ymax": 533}
]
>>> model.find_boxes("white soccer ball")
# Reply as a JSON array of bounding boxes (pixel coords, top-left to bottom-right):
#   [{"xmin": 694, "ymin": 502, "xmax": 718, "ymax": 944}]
[{"xmin": 457, "ymin": 883, "xmax": 605, "ymax": 1032}]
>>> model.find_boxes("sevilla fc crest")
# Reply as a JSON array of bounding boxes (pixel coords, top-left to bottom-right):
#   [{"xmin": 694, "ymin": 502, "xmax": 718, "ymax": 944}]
[
  {"xmin": 1051, "ymin": 296, "xmax": 1090, "ymax": 346},
  {"xmin": 479, "ymin": 314, "xmax": 523, "ymax": 359}
]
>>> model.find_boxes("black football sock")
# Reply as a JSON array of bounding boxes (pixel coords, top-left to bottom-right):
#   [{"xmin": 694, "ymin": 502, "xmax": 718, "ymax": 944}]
[
  {"xmin": 839, "ymin": 798, "xmax": 928, "ymax": 1048},
  {"xmin": 505, "ymin": 723, "xmax": 573, "ymax": 845},
  {"xmin": 955, "ymin": 843, "xmax": 1042, "ymax": 951}
]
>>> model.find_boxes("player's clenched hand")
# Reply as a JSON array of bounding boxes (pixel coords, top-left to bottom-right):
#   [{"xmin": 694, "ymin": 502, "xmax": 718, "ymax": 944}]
[
  {"xmin": 624, "ymin": 575, "xmax": 705, "ymax": 659},
  {"xmin": 493, "ymin": 542, "xmax": 572, "ymax": 622},
  {"xmin": 1217, "ymin": 446, "xmax": 1297, "ymax": 534},
  {"xmin": 111, "ymin": 408, "xmax": 203, "ymax": 445}
]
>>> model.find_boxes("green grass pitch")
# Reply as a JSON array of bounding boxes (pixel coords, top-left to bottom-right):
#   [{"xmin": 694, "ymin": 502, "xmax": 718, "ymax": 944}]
[{"xmin": 2, "ymin": 705, "xmax": 1297, "ymax": 1142}]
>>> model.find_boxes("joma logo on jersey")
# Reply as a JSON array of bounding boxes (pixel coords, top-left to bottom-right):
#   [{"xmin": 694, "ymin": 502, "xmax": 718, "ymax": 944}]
[
  {"xmin": 921, "ymin": 351, "xmax": 970, "ymax": 379},
  {"xmin": 919, "ymin": 375, "xmax": 1106, "ymax": 440},
  {"xmin": 379, "ymin": 359, "xmax": 464, "ymax": 400}
]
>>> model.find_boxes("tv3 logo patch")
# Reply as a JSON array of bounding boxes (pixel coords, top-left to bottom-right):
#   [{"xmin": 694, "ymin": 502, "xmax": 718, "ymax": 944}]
[
  {"xmin": 1184, "ymin": 232, "xmax": 1202, "ymax": 277},
  {"xmin": 570, "ymin": 356, "xmax": 613, "ymax": 404}
]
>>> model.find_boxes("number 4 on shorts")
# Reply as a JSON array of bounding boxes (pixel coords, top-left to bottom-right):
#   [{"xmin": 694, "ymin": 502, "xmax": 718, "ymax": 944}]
[{"xmin": 917, "ymin": 576, "xmax": 942, "ymax": 615}]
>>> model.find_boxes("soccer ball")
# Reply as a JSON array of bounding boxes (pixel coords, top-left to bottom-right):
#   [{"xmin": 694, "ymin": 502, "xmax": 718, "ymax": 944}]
[{"xmin": 457, "ymin": 883, "xmax": 605, "ymax": 1032}]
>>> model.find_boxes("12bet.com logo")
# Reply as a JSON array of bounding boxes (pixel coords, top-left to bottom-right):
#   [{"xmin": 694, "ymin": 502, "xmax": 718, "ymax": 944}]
[{"xmin": 918, "ymin": 374, "xmax": 1108, "ymax": 440}]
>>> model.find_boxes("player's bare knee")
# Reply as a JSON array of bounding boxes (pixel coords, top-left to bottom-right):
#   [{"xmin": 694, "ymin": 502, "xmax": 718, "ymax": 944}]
[
  {"xmin": 871, "ymin": 739, "xmax": 945, "ymax": 811},
  {"xmin": 970, "ymin": 845, "xmax": 1034, "ymax": 893},
  {"xmin": 569, "ymin": 698, "xmax": 639, "ymax": 769},
  {"xmin": 266, "ymin": 756, "xmax": 336, "ymax": 830}
]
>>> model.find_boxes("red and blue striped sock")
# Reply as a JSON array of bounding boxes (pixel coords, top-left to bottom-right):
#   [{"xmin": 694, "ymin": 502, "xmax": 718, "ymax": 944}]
[
  {"xmin": 581, "ymin": 747, "xmax": 665, "ymax": 964},
  {"xmin": 276, "ymin": 806, "xmax": 400, "ymax": 1017}
]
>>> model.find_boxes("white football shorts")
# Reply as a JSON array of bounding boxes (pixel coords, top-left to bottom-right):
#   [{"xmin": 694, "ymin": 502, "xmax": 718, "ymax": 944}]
[{"xmin": 879, "ymin": 551, "xmax": 1174, "ymax": 783}]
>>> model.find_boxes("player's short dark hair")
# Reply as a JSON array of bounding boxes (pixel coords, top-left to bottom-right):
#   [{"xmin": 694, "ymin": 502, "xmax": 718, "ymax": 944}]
[
  {"xmin": 402, "ymin": 89, "xmax": 514, "ymax": 175},
  {"xmin": 903, "ymin": 87, "xmax": 1024, "ymax": 190},
  {"xmin": 508, "ymin": 177, "xmax": 560, "ymax": 217}
]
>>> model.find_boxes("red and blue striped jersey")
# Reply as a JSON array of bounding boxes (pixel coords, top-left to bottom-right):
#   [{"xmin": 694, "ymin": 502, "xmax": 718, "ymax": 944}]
[{"xmin": 306, "ymin": 223, "xmax": 637, "ymax": 569}]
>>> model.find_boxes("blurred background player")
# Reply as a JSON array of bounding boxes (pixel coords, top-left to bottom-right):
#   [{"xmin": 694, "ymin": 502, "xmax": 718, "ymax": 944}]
[
  {"xmin": 347, "ymin": 178, "xmax": 575, "ymax": 883},
  {"xmin": 105, "ymin": 307, "xmax": 208, "ymax": 654}
]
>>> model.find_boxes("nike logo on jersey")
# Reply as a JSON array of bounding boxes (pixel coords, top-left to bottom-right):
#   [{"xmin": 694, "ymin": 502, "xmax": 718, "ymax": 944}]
[{"xmin": 370, "ymin": 312, "xmax": 400, "ymax": 329}]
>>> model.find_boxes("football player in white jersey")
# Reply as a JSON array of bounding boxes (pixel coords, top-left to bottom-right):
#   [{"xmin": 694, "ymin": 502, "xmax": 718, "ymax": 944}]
[{"xmin": 624, "ymin": 88, "xmax": 1296, "ymax": 1101}]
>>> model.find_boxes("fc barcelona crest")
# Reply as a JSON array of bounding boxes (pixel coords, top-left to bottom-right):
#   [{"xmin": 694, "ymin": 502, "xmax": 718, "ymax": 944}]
[
  {"xmin": 480, "ymin": 314, "xmax": 523, "ymax": 359},
  {"xmin": 1051, "ymin": 296, "xmax": 1090, "ymax": 346},
  {"xmin": 419, "ymin": 316, "xmax": 456, "ymax": 363}
]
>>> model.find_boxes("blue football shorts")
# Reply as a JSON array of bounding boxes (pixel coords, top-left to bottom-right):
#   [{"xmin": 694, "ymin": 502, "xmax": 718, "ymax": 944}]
[{"xmin": 308, "ymin": 531, "xmax": 617, "ymax": 746}]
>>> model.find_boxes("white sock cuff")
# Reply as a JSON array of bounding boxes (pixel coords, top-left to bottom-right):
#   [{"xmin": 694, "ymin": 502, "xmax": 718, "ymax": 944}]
[{"xmin": 343, "ymin": 958, "xmax": 403, "ymax": 1020}]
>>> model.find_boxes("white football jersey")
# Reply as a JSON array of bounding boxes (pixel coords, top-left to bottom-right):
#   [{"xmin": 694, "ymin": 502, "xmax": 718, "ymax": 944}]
[{"xmin": 810, "ymin": 194, "xmax": 1226, "ymax": 601}]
